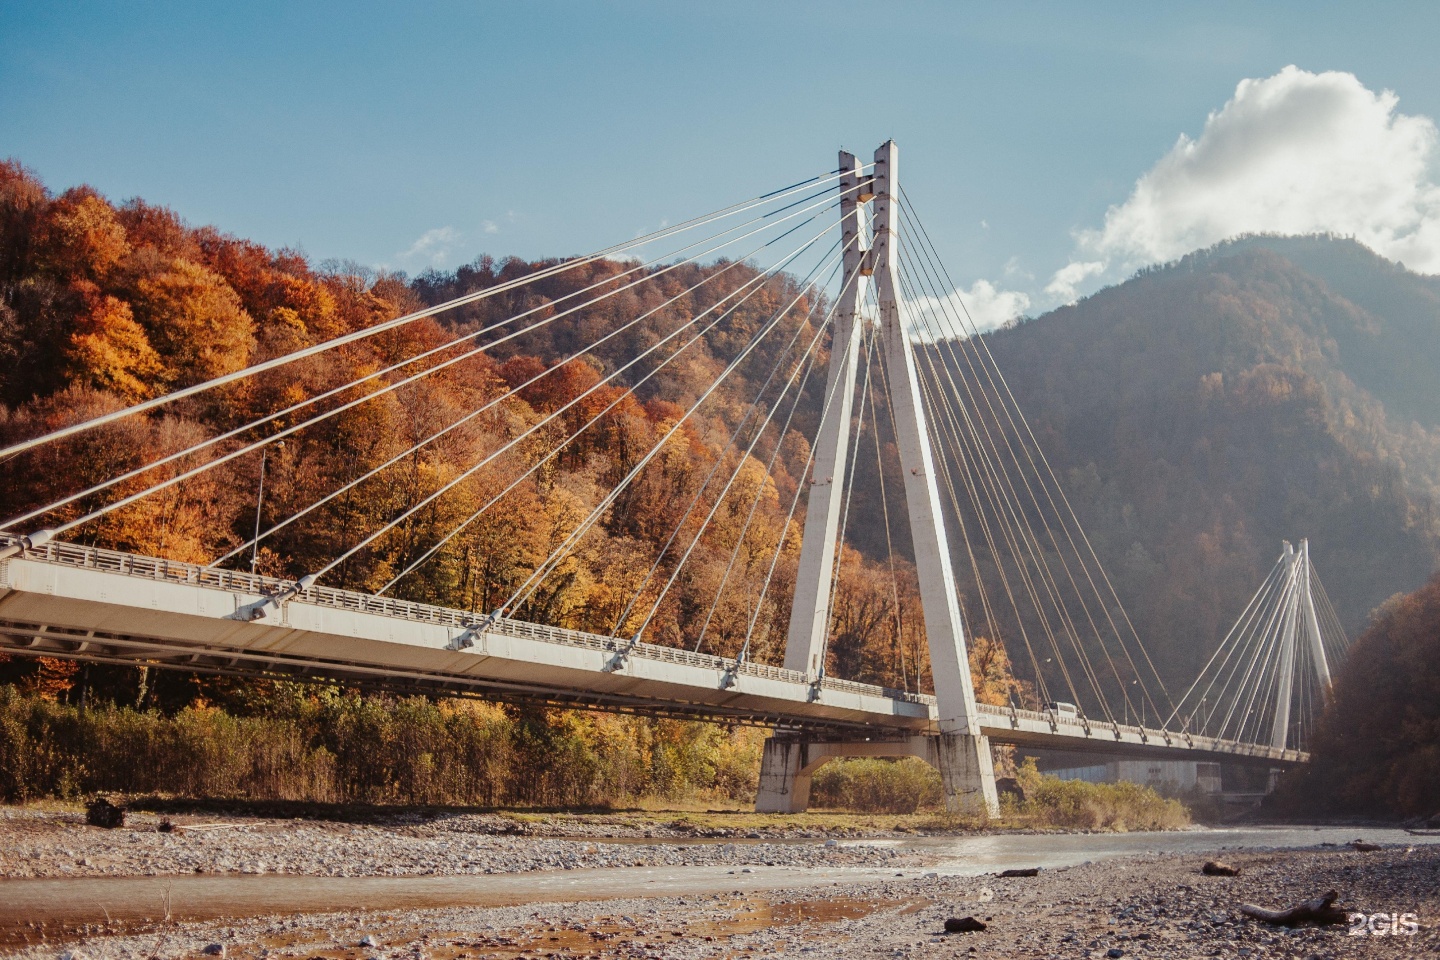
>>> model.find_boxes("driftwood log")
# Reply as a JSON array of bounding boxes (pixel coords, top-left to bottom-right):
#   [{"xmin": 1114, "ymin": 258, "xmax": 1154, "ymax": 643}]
[
  {"xmin": 1237, "ymin": 890, "xmax": 1347, "ymax": 927},
  {"xmin": 998, "ymin": 867, "xmax": 1040, "ymax": 877},
  {"xmin": 1202, "ymin": 861, "xmax": 1240, "ymax": 876},
  {"xmin": 1349, "ymin": 839, "xmax": 1382, "ymax": 851}
]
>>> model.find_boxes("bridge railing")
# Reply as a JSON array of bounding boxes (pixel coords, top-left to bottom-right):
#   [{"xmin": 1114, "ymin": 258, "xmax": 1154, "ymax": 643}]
[
  {"xmin": 5, "ymin": 537, "xmax": 931, "ymax": 705},
  {"xmin": 5, "ymin": 538, "xmax": 1305, "ymax": 757},
  {"xmin": 973, "ymin": 701, "xmax": 1304, "ymax": 759},
  {"xmin": 6, "ymin": 538, "xmax": 1296, "ymax": 753},
  {"xmin": 977, "ymin": 702, "xmax": 1160, "ymax": 738}
]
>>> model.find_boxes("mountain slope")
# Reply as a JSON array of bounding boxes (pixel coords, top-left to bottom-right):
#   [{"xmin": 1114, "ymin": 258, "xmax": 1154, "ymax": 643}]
[
  {"xmin": 1208, "ymin": 235, "xmax": 1440, "ymax": 434},
  {"xmin": 979, "ymin": 238, "xmax": 1440, "ymax": 685}
]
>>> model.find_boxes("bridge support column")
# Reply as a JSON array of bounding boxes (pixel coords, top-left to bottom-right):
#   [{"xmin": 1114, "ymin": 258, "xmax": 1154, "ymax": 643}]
[
  {"xmin": 755, "ymin": 736, "xmax": 815, "ymax": 813},
  {"xmin": 754, "ymin": 733, "xmax": 997, "ymax": 815},
  {"xmin": 929, "ymin": 731, "xmax": 999, "ymax": 815}
]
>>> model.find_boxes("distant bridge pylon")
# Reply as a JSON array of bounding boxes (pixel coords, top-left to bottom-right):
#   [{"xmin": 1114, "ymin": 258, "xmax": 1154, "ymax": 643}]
[{"xmin": 1169, "ymin": 539, "xmax": 1351, "ymax": 753}]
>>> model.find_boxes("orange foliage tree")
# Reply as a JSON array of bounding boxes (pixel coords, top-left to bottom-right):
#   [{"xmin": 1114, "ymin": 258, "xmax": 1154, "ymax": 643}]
[{"xmin": 0, "ymin": 160, "xmax": 1033, "ymax": 712}]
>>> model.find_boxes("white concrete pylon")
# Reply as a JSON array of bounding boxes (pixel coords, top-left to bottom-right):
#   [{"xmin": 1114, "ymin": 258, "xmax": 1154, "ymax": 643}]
[
  {"xmin": 764, "ymin": 142, "xmax": 999, "ymax": 816},
  {"xmin": 871, "ymin": 141, "xmax": 998, "ymax": 814},
  {"xmin": 1268, "ymin": 539, "xmax": 1338, "ymax": 749},
  {"xmin": 1299, "ymin": 539, "xmax": 1333, "ymax": 700},
  {"xmin": 783, "ymin": 150, "xmax": 870, "ymax": 676},
  {"xmin": 1269, "ymin": 542, "xmax": 1301, "ymax": 750}
]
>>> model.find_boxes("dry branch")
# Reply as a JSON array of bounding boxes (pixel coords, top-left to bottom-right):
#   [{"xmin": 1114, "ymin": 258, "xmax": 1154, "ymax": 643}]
[{"xmin": 1237, "ymin": 890, "xmax": 1347, "ymax": 927}]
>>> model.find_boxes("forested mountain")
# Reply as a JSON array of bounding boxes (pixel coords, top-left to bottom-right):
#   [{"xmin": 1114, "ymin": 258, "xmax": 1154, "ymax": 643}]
[
  {"xmin": 980, "ymin": 238, "xmax": 1440, "ymax": 685},
  {"xmin": 2, "ymin": 159, "xmax": 1437, "ymax": 719}
]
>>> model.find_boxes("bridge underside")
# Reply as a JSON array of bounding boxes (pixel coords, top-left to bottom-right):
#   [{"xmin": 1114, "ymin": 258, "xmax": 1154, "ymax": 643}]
[
  {"xmin": 0, "ymin": 543, "xmax": 1304, "ymax": 771},
  {"xmin": 0, "ymin": 614, "xmax": 895, "ymax": 735}
]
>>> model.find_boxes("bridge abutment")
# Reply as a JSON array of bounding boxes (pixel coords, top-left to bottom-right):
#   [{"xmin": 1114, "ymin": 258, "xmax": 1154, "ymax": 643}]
[{"xmin": 754, "ymin": 732, "xmax": 998, "ymax": 816}]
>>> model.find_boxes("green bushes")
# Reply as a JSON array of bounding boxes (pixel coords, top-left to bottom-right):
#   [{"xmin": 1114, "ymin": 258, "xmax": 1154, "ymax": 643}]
[
  {"xmin": 807, "ymin": 755, "xmax": 1189, "ymax": 828},
  {"xmin": 1006, "ymin": 758, "xmax": 1190, "ymax": 830},
  {"xmin": 810, "ymin": 758, "xmax": 942, "ymax": 813},
  {"xmin": 0, "ymin": 686, "xmax": 1191, "ymax": 828},
  {"xmin": 0, "ymin": 686, "xmax": 764, "ymax": 807}
]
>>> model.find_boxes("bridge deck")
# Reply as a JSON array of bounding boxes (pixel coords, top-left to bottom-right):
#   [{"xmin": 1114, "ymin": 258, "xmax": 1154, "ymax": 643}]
[{"xmin": 0, "ymin": 540, "xmax": 1303, "ymax": 766}]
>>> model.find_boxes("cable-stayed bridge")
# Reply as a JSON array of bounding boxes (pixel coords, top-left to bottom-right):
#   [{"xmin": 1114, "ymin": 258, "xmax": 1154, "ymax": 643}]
[{"xmin": 0, "ymin": 143, "xmax": 1344, "ymax": 814}]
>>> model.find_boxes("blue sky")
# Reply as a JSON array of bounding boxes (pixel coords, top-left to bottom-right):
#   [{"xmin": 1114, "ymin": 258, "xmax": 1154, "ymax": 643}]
[{"xmin": 5, "ymin": 1, "xmax": 1440, "ymax": 323}]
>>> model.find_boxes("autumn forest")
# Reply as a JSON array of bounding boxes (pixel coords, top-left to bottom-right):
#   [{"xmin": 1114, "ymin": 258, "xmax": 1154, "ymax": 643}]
[{"xmin": 2, "ymin": 159, "xmax": 1438, "ymax": 816}]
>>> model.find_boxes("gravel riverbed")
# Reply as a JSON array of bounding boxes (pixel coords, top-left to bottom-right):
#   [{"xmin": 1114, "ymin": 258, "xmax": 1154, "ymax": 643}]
[
  {"xmin": 4, "ymin": 845, "xmax": 1436, "ymax": 959},
  {"xmin": 0, "ymin": 808, "xmax": 930, "ymax": 879},
  {"xmin": 3, "ymin": 807, "xmax": 1435, "ymax": 959}
]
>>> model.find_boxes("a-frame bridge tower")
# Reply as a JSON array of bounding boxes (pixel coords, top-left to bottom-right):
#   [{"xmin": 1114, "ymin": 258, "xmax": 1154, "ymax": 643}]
[{"xmin": 755, "ymin": 142, "xmax": 1000, "ymax": 815}]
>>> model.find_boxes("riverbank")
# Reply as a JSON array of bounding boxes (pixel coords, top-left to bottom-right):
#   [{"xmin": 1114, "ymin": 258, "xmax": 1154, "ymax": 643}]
[{"xmin": 3, "ymin": 841, "xmax": 1434, "ymax": 958}]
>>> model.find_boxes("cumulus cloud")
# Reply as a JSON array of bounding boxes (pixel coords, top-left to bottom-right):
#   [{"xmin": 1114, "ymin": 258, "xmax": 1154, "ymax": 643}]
[
  {"xmin": 905, "ymin": 278, "xmax": 1032, "ymax": 339},
  {"xmin": 1047, "ymin": 65, "xmax": 1440, "ymax": 302},
  {"xmin": 481, "ymin": 220, "xmax": 500, "ymax": 235},
  {"xmin": 1044, "ymin": 260, "xmax": 1106, "ymax": 303},
  {"xmin": 398, "ymin": 226, "xmax": 461, "ymax": 270}
]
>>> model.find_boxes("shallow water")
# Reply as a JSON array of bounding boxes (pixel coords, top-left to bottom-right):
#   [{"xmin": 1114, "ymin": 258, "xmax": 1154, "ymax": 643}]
[
  {"xmin": 883, "ymin": 824, "xmax": 1440, "ymax": 874},
  {"xmin": 0, "ymin": 864, "xmax": 901, "ymax": 945}
]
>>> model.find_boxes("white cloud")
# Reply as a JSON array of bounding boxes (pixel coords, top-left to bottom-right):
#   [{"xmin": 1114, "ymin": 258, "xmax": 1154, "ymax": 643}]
[
  {"xmin": 481, "ymin": 220, "xmax": 500, "ymax": 235},
  {"xmin": 1047, "ymin": 65, "xmax": 1440, "ymax": 302},
  {"xmin": 1044, "ymin": 260, "xmax": 1106, "ymax": 302},
  {"xmin": 905, "ymin": 278, "xmax": 1031, "ymax": 339},
  {"xmin": 398, "ymin": 226, "xmax": 461, "ymax": 270},
  {"xmin": 1001, "ymin": 255, "xmax": 1033, "ymax": 284},
  {"xmin": 630, "ymin": 217, "xmax": 673, "ymax": 241}
]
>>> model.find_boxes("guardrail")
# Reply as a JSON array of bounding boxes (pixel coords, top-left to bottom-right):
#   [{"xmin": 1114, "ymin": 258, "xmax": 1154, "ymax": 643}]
[
  {"xmin": 0, "ymin": 535, "xmax": 1303, "ymax": 759},
  {"xmin": 970, "ymin": 702, "xmax": 1302, "ymax": 762},
  {"xmin": 2, "ymin": 536, "xmax": 931, "ymax": 705}
]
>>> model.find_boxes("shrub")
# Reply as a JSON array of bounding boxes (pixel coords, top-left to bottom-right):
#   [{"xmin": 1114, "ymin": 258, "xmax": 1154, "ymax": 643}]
[
  {"xmin": 1008, "ymin": 757, "xmax": 1190, "ymax": 830},
  {"xmin": 810, "ymin": 757, "xmax": 942, "ymax": 813},
  {"xmin": 0, "ymin": 685, "xmax": 764, "ymax": 807}
]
